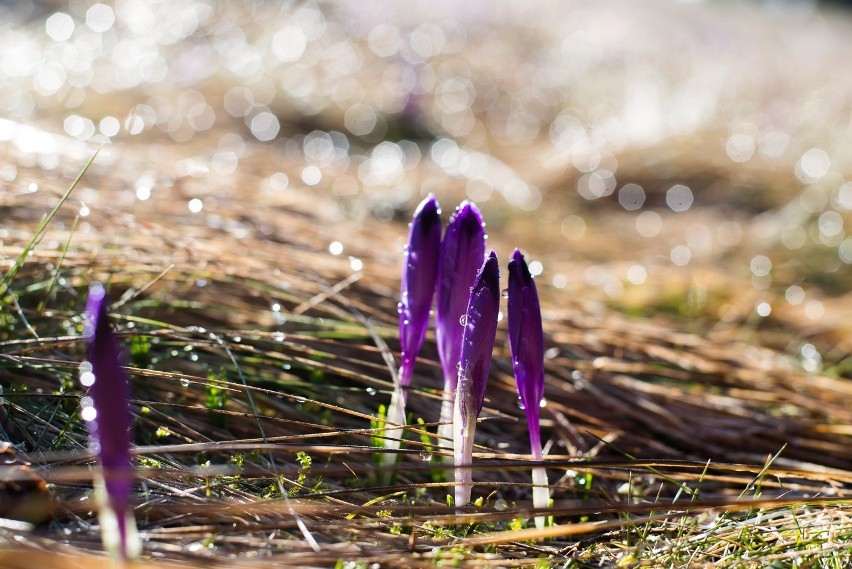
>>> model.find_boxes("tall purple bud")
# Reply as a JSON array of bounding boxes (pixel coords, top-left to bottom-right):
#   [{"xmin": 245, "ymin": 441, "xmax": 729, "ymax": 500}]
[
  {"xmin": 453, "ymin": 251, "xmax": 499, "ymax": 507},
  {"xmin": 507, "ymin": 249, "xmax": 550, "ymax": 528},
  {"xmin": 82, "ymin": 282, "xmax": 140, "ymax": 560},
  {"xmin": 436, "ymin": 201, "xmax": 486, "ymax": 453},
  {"xmin": 383, "ymin": 195, "xmax": 441, "ymax": 468},
  {"xmin": 398, "ymin": 194, "xmax": 442, "ymax": 390}
]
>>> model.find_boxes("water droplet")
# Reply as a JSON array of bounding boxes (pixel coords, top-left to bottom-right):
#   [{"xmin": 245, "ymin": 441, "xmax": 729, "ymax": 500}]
[
  {"xmin": 81, "ymin": 405, "xmax": 97, "ymax": 423},
  {"xmin": 459, "ymin": 314, "xmax": 467, "ymax": 326},
  {"xmin": 80, "ymin": 371, "xmax": 95, "ymax": 387},
  {"xmin": 180, "ymin": 378, "xmax": 190, "ymax": 388},
  {"xmin": 366, "ymin": 387, "xmax": 377, "ymax": 396},
  {"xmin": 518, "ymin": 398, "xmax": 526, "ymax": 410},
  {"xmin": 501, "ymin": 288, "xmax": 509, "ymax": 299},
  {"xmin": 419, "ymin": 452, "xmax": 432, "ymax": 461},
  {"xmin": 233, "ymin": 336, "xmax": 241, "ymax": 343},
  {"xmin": 539, "ymin": 398, "xmax": 547, "ymax": 408},
  {"xmin": 274, "ymin": 332, "xmax": 285, "ymax": 342}
]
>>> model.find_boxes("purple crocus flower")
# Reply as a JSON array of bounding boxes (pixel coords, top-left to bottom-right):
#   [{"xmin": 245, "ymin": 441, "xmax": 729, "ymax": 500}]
[
  {"xmin": 82, "ymin": 282, "xmax": 139, "ymax": 559},
  {"xmin": 436, "ymin": 201, "xmax": 486, "ymax": 453},
  {"xmin": 398, "ymin": 194, "xmax": 441, "ymax": 392},
  {"xmin": 507, "ymin": 249, "xmax": 550, "ymax": 527},
  {"xmin": 383, "ymin": 195, "xmax": 441, "ymax": 464},
  {"xmin": 453, "ymin": 250, "xmax": 499, "ymax": 507}
]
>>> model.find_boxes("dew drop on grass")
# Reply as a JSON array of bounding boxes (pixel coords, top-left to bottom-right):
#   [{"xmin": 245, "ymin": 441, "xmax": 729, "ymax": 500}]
[{"xmin": 180, "ymin": 378, "xmax": 190, "ymax": 388}]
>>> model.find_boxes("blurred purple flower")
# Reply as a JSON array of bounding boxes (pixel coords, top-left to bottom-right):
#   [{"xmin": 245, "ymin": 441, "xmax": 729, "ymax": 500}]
[
  {"xmin": 82, "ymin": 282, "xmax": 139, "ymax": 559},
  {"xmin": 507, "ymin": 249, "xmax": 550, "ymax": 527},
  {"xmin": 436, "ymin": 201, "xmax": 486, "ymax": 451},
  {"xmin": 453, "ymin": 250, "xmax": 499, "ymax": 506},
  {"xmin": 398, "ymin": 194, "xmax": 442, "ymax": 391}
]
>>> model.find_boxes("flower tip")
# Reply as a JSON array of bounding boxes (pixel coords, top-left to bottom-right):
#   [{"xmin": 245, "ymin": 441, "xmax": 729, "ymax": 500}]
[
  {"xmin": 89, "ymin": 281, "xmax": 106, "ymax": 300},
  {"xmin": 416, "ymin": 194, "xmax": 441, "ymax": 218},
  {"xmin": 482, "ymin": 250, "xmax": 499, "ymax": 281},
  {"xmin": 84, "ymin": 282, "xmax": 107, "ymax": 340},
  {"xmin": 508, "ymin": 249, "xmax": 533, "ymax": 284},
  {"xmin": 453, "ymin": 201, "xmax": 485, "ymax": 235}
]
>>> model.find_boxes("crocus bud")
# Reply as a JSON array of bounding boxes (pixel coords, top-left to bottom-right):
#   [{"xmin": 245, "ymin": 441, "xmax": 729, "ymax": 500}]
[
  {"xmin": 383, "ymin": 195, "xmax": 442, "ymax": 466},
  {"xmin": 82, "ymin": 282, "xmax": 140, "ymax": 560},
  {"xmin": 398, "ymin": 194, "xmax": 442, "ymax": 390},
  {"xmin": 453, "ymin": 250, "xmax": 499, "ymax": 507},
  {"xmin": 507, "ymin": 249, "xmax": 550, "ymax": 528},
  {"xmin": 436, "ymin": 201, "xmax": 486, "ymax": 452}
]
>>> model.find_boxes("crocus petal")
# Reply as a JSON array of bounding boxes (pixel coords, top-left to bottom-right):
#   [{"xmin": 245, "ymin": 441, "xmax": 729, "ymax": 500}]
[
  {"xmin": 436, "ymin": 201, "xmax": 486, "ymax": 452},
  {"xmin": 383, "ymin": 195, "xmax": 442, "ymax": 475},
  {"xmin": 457, "ymin": 250, "xmax": 500, "ymax": 419},
  {"xmin": 436, "ymin": 201, "xmax": 486, "ymax": 392},
  {"xmin": 507, "ymin": 249, "xmax": 550, "ymax": 528},
  {"xmin": 453, "ymin": 250, "xmax": 499, "ymax": 506},
  {"xmin": 398, "ymin": 194, "xmax": 441, "ymax": 388},
  {"xmin": 507, "ymin": 248, "xmax": 545, "ymax": 436},
  {"xmin": 83, "ymin": 282, "xmax": 138, "ymax": 559}
]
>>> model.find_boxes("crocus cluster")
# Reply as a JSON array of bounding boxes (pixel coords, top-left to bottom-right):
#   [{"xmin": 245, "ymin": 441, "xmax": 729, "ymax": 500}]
[
  {"xmin": 385, "ymin": 198, "xmax": 487, "ymax": 462},
  {"xmin": 82, "ymin": 282, "xmax": 140, "ymax": 560},
  {"xmin": 393, "ymin": 197, "xmax": 549, "ymax": 513}
]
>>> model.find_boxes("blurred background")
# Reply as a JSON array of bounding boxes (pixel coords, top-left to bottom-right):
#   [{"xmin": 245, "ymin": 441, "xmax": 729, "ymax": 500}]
[{"xmin": 1, "ymin": 0, "xmax": 850, "ymax": 372}]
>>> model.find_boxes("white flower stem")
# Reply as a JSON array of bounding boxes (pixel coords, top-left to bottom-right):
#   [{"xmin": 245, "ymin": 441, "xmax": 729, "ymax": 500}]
[
  {"xmin": 95, "ymin": 475, "xmax": 140, "ymax": 561},
  {"xmin": 530, "ymin": 438, "xmax": 550, "ymax": 529},
  {"xmin": 452, "ymin": 394, "xmax": 476, "ymax": 509},
  {"xmin": 437, "ymin": 381, "xmax": 455, "ymax": 462},
  {"xmin": 381, "ymin": 386, "xmax": 407, "ymax": 475}
]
